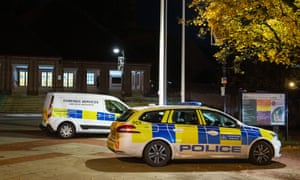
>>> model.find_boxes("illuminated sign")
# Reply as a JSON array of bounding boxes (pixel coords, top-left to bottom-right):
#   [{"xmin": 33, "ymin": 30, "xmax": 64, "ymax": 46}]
[{"xmin": 242, "ymin": 93, "xmax": 286, "ymax": 126}]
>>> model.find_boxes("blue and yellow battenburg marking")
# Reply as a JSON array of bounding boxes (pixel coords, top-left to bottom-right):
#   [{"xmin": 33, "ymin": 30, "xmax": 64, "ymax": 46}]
[
  {"xmin": 51, "ymin": 108, "xmax": 118, "ymax": 121},
  {"xmin": 131, "ymin": 123, "xmax": 270, "ymax": 148}
]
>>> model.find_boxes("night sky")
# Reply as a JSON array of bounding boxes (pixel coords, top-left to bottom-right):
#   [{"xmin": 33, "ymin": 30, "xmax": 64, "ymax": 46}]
[{"xmin": 0, "ymin": 0, "xmax": 218, "ymax": 85}]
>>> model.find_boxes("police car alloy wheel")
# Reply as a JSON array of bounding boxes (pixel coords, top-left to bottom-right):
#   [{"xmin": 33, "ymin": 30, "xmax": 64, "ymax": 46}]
[
  {"xmin": 57, "ymin": 122, "xmax": 75, "ymax": 139},
  {"xmin": 143, "ymin": 140, "xmax": 171, "ymax": 167},
  {"xmin": 249, "ymin": 141, "xmax": 273, "ymax": 165}
]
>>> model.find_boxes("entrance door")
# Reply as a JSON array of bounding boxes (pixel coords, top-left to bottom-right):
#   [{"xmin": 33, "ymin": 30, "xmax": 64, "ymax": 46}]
[
  {"xmin": 12, "ymin": 64, "xmax": 28, "ymax": 95},
  {"xmin": 131, "ymin": 71, "xmax": 144, "ymax": 94}
]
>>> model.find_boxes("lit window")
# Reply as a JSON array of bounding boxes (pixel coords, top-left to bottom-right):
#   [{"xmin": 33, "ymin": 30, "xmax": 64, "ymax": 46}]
[
  {"xmin": 41, "ymin": 71, "xmax": 53, "ymax": 88},
  {"xmin": 39, "ymin": 65, "xmax": 54, "ymax": 88},
  {"xmin": 86, "ymin": 72, "xmax": 95, "ymax": 86},
  {"xmin": 64, "ymin": 72, "xmax": 74, "ymax": 88},
  {"xmin": 18, "ymin": 70, "xmax": 28, "ymax": 87}
]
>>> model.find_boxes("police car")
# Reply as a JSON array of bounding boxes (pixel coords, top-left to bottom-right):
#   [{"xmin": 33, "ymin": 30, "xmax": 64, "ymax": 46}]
[{"xmin": 106, "ymin": 105, "xmax": 281, "ymax": 167}]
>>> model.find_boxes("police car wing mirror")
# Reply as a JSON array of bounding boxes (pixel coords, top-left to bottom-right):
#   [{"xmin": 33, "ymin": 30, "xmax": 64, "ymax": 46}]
[
  {"xmin": 224, "ymin": 121, "xmax": 233, "ymax": 126},
  {"xmin": 234, "ymin": 123, "xmax": 241, "ymax": 129}
]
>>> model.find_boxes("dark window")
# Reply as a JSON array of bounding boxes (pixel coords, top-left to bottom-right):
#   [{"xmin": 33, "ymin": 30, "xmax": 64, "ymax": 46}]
[
  {"xmin": 139, "ymin": 110, "xmax": 166, "ymax": 123},
  {"xmin": 172, "ymin": 109, "xmax": 199, "ymax": 125}
]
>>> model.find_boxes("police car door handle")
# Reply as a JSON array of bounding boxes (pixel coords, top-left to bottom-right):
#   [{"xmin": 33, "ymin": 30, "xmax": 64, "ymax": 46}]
[
  {"xmin": 174, "ymin": 129, "xmax": 183, "ymax": 132},
  {"xmin": 207, "ymin": 130, "xmax": 219, "ymax": 136}
]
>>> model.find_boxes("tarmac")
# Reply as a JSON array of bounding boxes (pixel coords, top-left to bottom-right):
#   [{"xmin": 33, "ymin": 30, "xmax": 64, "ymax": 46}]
[
  {"xmin": 1, "ymin": 114, "xmax": 300, "ymax": 180},
  {"xmin": 0, "ymin": 115, "xmax": 126, "ymax": 179}
]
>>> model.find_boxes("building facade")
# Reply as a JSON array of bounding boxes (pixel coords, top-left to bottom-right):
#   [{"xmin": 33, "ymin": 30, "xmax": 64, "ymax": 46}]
[{"xmin": 0, "ymin": 56, "xmax": 151, "ymax": 97}]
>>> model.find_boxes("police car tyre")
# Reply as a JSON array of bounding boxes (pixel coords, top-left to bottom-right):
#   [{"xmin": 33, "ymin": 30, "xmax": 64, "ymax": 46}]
[
  {"xmin": 57, "ymin": 122, "xmax": 75, "ymax": 139},
  {"xmin": 143, "ymin": 141, "xmax": 171, "ymax": 167},
  {"xmin": 249, "ymin": 141, "xmax": 274, "ymax": 165}
]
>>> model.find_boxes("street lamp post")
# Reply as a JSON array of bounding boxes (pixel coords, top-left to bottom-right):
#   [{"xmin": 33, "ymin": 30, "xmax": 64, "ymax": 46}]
[
  {"xmin": 159, "ymin": 0, "xmax": 167, "ymax": 105},
  {"xmin": 113, "ymin": 47, "xmax": 126, "ymax": 97},
  {"xmin": 181, "ymin": 0, "xmax": 186, "ymax": 103},
  {"xmin": 221, "ymin": 62, "xmax": 227, "ymax": 112},
  {"xmin": 113, "ymin": 47, "xmax": 125, "ymax": 72}
]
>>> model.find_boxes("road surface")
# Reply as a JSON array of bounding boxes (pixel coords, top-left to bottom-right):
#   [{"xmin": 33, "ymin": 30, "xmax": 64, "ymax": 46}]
[{"xmin": 0, "ymin": 116, "xmax": 300, "ymax": 180}]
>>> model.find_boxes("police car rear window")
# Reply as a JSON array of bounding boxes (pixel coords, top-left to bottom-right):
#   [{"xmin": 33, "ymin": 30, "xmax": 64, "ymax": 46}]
[
  {"xmin": 139, "ymin": 110, "xmax": 165, "ymax": 123},
  {"xmin": 116, "ymin": 110, "xmax": 134, "ymax": 122}
]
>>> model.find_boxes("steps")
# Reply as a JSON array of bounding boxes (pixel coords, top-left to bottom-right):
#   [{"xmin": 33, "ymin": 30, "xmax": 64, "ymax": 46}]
[
  {"xmin": 0, "ymin": 95, "xmax": 45, "ymax": 114},
  {"xmin": 0, "ymin": 94, "xmax": 178, "ymax": 114}
]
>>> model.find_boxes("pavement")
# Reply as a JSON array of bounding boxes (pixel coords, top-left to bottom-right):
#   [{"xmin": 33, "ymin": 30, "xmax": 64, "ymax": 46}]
[{"xmin": 0, "ymin": 113, "xmax": 41, "ymax": 118}]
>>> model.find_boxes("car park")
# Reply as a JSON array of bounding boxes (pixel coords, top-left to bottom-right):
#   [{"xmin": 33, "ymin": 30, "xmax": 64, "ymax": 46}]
[
  {"xmin": 40, "ymin": 92, "xmax": 129, "ymax": 138},
  {"xmin": 107, "ymin": 105, "xmax": 281, "ymax": 167}
]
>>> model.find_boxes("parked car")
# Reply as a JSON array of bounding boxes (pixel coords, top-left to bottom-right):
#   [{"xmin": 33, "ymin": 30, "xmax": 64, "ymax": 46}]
[
  {"xmin": 107, "ymin": 105, "xmax": 281, "ymax": 166},
  {"xmin": 40, "ymin": 92, "xmax": 129, "ymax": 138}
]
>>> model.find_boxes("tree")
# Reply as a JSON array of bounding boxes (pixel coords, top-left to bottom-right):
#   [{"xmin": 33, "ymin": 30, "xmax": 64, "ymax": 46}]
[{"xmin": 188, "ymin": 0, "xmax": 300, "ymax": 72}]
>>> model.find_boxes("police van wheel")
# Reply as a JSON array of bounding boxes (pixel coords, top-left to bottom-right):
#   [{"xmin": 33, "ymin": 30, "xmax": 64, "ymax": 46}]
[
  {"xmin": 249, "ymin": 141, "xmax": 273, "ymax": 165},
  {"xmin": 143, "ymin": 140, "xmax": 171, "ymax": 167},
  {"xmin": 57, "ymin": 122, "xmax": 75, "ymax": 139}
]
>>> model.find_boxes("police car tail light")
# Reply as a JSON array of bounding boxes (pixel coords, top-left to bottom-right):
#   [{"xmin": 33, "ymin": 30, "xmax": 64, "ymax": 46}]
[{"xmin": 116, "ymin": 125, "xmax": 140, "ymax": 133}]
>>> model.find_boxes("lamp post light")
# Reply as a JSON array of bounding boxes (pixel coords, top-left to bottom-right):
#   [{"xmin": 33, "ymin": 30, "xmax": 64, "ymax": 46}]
[
  {"xmin": 288, "ymin": 81, "xmax": 296, "ymax": 89},
  {"xmin": 286, "ymin": 80, "xmax": 300, "ymax": 90}
]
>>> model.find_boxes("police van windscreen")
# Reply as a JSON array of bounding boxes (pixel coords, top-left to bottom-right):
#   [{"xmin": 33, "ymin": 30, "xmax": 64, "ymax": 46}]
[{"xmin": 105, "ymin": 100, "xmax": 128, "ymax": 114}]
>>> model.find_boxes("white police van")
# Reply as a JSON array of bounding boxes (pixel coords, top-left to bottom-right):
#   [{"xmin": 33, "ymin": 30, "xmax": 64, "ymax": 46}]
[{"xmin": 40, "ymin": 92, "xmax": 129, "ymax": 138}]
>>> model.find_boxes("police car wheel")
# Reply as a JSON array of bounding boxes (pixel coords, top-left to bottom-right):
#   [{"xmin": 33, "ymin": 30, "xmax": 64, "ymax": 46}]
[
  {"xmin": 57, "ymin": 122, "xmax": 75, "ymax": 139},
  {"xmin": 249, "ymin": 141, "xmax": 273, "ymax": 165},
  {"xmin": 143, "ymin": 141, "xmax": 171, "ymax": 167}
]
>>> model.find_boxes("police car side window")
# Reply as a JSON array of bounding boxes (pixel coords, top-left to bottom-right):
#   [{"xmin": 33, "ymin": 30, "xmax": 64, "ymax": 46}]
[
  {"xmin": 172, "ymin": 110, "xmax": 199, "ymax": 125},
  {"xmin": 202, "ymin": 110, "xmax": 219, "ymax": 126},
  {"xmin": 139, "ymin": 111, "xmax": 165, "ymax": 123},
  {"xmin": 221, "ymin": 115, "xmax": 237, "ymax": 128},
  {"xmin": 202, "ymin": 110, "xmax": 236, "ymax": 128}
]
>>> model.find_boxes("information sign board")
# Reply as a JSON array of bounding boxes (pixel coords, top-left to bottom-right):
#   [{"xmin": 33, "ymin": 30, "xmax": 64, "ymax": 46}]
[{"xmin": 242, "ymin": 93, "xmax": 286, "ymax": 126}]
